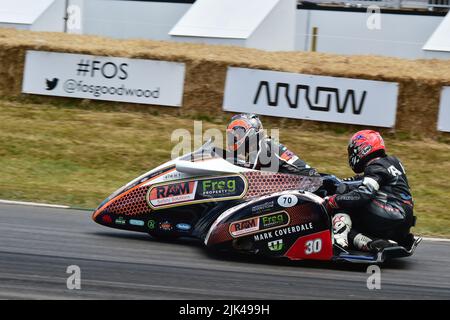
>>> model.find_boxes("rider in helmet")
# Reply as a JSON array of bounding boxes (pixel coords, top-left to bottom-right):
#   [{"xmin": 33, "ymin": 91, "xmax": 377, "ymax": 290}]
[
  {"xmin": 325, "ymin": 130, "xmax": 416, "ymax": 253},
  {"xmin": 226, "ymin": 114, "xmax": 318, "ymax": 176}
]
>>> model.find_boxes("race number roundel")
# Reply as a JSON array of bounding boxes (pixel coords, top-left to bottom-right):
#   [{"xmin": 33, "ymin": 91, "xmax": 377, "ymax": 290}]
[{"xmin": 277, "ymin": 195, "xmax": 298, "ymax": 208}]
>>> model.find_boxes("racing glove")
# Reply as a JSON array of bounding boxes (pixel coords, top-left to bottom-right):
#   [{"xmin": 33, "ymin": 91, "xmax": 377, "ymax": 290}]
[
  {"xmin": 324, "ymin": 195, "xmax": 339, "ymax": 213},
  {"xmin": 342, "ymin": 175, "xmax": 363, "ymax": 182}
]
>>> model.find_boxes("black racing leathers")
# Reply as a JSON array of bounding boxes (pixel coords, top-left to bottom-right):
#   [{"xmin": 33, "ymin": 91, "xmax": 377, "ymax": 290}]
[
  {"xmin": 256, "ymin": 138, "xmax": 319, "ymax": 176},
  {"xmin": 230, "ymin": 138, "xmax": 319, "ymax": 176},
  {"xmin": 334, "ymin": 155, "xmax": 415, "ymax": 244}
]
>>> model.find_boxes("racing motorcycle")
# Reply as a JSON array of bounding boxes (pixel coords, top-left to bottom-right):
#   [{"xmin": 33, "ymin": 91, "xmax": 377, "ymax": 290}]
[{"xmin": 92, "ymin": 140, "xmax": 421, "ymax": 263}]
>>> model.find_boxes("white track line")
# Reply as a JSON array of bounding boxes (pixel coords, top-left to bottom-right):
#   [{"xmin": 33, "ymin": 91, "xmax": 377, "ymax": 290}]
[
  {"xmin": 422, "ymin": 237, "xmax": 450, "ymax": 243},
  {"xmin": 0, "ymin": 199, "xmax": 69, "ymax": 209},
  {"xmin": 0, "ymin": 199, "xmax": 449, "ymax": 242}
]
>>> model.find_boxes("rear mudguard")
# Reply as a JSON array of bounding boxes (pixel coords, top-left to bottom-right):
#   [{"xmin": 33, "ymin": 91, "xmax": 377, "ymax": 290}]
[{"xmin": 204, "ymin": 191, "xmax": 334, "ymax": 261}]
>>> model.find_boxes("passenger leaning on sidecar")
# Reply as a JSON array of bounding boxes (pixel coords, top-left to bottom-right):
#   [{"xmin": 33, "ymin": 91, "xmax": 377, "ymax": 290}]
[
  {"xmin": 324, "ymin": 130, "xmax": 416, "ymax": 253},
  {"xmin": 226, "ymin": 113, "xmax": 319, "ymax": 177}
]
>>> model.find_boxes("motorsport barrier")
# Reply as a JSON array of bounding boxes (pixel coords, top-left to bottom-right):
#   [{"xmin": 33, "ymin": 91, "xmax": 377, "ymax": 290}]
[
  {"xmin": 22, "ymin": 51, "xmax": 186, "ymax": 107},
  {"xmin": 224, "ymin": 67, "xmax": 399, "ymax": 128},
  {"xmin": 438, "ymin": 86, "xmax": 450, "ymax": 133},
  {"xmin": 0, "ymin": 28, "xmax": 449, "ymax": 136}
]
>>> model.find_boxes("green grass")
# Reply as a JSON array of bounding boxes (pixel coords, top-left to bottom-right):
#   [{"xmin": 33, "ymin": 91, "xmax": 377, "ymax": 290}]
[{"xmin": 0, "ymin": 98, "xmax": 449, "ymax": 237}]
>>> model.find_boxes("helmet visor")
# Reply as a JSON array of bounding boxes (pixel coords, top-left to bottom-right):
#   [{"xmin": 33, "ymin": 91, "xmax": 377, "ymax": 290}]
[{"xmin": 227, "ymin": 126, "xmax": 250, "ymax": 151}]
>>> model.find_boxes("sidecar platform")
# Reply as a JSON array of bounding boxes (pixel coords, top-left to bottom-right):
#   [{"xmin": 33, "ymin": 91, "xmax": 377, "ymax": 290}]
[{"xmin": 333, "ymin": 237, "xmax": 422, "ymax": 264}]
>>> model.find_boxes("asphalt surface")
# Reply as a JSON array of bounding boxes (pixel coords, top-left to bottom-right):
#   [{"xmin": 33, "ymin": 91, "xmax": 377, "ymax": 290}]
[{"xmin": 0, "ymin": 203, "xmax": 449, "ymax": 300}]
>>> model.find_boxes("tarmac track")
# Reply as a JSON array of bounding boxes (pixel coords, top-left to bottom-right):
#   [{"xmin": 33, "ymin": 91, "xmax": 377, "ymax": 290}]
[{"xmin": 0, "ymin": 203, "xmax": 449, "ymax": 300}]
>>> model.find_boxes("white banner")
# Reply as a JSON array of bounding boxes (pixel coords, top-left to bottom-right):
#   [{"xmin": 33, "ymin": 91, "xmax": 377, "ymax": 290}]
[
  {"xmin": 223, "ymin": 67, "xmax": 399, "ymax": 127},
  {"xmin": 438, "ymin": 86, "xmax": 450, "ymax": 132},
  {"xmin": 22, "ymin": 51, "xmax": 185, "ymax": 107}
]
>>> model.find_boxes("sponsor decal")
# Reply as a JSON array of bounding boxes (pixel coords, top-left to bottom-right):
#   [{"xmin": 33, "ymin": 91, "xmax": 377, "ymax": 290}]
[
  {"xmin": 176, "ymin": 223, "xmax": 192, "ymax": 231},
  {"xmin": 162, "ymin": 171, "xmax": 185, "ymax": 181},
  {"xmin": 115, "ymin": 217, "xmax": 126, "ymax": 225},
  {"xmin": 260, "ymin": 212, "xmax": 289, "ymax": 229},
  {"xmin": 251, "ymin": 201, "xmax": 274, "ymax": 213},
  {"xmin": 148, "ymin": 181, "xmax": 197, "ymax": 209},
  {"xmin": 253, "ymin": 222, "xmax": 314, "ymax": 241},
  {"xmin": 200, "ymin": 177, "xmax": 237, "ymax": 197},
  {"xmin": 229, "ymin": 217, "xmax": 260, "ymax": 237},
  {"xmin": 147, "ymin": 175, "xmax": 248, "ymax": 210},
  {"xmin": 229, "ymin": 211, "xmax": 290, "ymax": 238},
  {"xmin": 159, "ymin": 221, "xmax": 173, "ymax": 231},
  {"xmin": 253, "ymin": 81, "xmax": 367, "ymax": 114},
  {"xmin": 129, "ymin": 219, "xmax": 145, "ymax": 227},
  {"xmin": 223, "ymin": 67, "xmax": 399, "ymax": 128},
  {"xmin": 277, "ymin": 195, "xmax": 298, "ymax": 208},
  {"xmin": 268, "ymin": 239, "xmax": 284, "ymax": 252},
  {"xmin": 101, "ymin": 215, "xmax": 112, "ymax": 224},
  {"xmin": 148, "ymin": 220, "xmax": 156, "ymax": 230}
]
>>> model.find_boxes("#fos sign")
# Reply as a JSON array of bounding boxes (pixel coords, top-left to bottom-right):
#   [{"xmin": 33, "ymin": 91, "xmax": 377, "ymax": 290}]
[
  {"xmin": 223, "ymin": 67, "xmax": 399, "ymax": 127},
  {"xmin": 22, "ymin": 51, "xmax": 185, "ymax": 107}
]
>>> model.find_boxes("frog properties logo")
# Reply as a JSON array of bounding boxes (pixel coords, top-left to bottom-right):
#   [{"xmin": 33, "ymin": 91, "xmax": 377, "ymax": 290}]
[
  {"xmin": 115, "ymin": 217, "xmax": 126, "ymax": 225},
  {"xmin": 198, "ymin": 176, "xmax": 247, "ymax": 199},
  {"xmin": 229, "ymin": 211, "xmax": 290, "ymax": 238},
  {"xmin": 147, "ymin": 175, "xmax": 248, "ymax": 210},
  {"xmin": 260, "ymin": 211, "xmax": 290, "ymax": 229}
]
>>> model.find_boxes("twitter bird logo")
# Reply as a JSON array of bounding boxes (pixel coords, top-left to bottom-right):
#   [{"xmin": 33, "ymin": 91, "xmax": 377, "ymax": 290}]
[{"xmin": 46, "ymin": 78, "xmax": 59, "ymax": 90}]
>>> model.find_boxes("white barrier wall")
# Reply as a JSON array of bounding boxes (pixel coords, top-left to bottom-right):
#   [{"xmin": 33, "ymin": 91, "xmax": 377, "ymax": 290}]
[
  {"xmin": 31, "ymin": 0, "xmax": 65, "ymax": 32},
  {"xmin": 296, "ymin": 8, "xmax": 444, "ymax": 59},
  {"xmin": 0, "ymin": 0, "xmax": 64, "ymax": 32},
  {"xmin": 79, "ymin": 2, "xmax": 444, "ymax": 59},
  {"xmin": 169, "ymin": 0, "xmax": 296, "ymax": 51},
  {"xmin": 82, "ymin": 0, "xmax": 191, "ymax": 40},
  {"xmin": 423, "ymin": 12, "xmax": 450, "ymax": 59},
  {"xmin": 1, "ymin": 1, "xmax": 446, "ymax": 59}
]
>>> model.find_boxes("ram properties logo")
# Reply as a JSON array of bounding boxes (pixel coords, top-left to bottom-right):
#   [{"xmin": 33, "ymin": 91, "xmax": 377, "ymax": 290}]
[
  {"xmin": 253, "ymin": 81, "xmax": 367, "ymax": 114},
  {"xmin": 229, "ymin": 211, "xmax": 290, "ymax": 238},
  {"xmin": 45, "ymin": 78, "xmax": 59, "ymax": 91},
  {"xmin": 229, "ymin": 217, "xmax": 260, "ymax": 237}
]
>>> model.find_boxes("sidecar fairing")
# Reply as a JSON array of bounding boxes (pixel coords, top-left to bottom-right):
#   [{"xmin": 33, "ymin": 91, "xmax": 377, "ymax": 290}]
[
  {"xmin": 204, "ymin": 190, "xmax": 334, "ymax": 261},
  {"xmin": 92, "ymin": 140, "xmax": 323, "ymax": 241}
]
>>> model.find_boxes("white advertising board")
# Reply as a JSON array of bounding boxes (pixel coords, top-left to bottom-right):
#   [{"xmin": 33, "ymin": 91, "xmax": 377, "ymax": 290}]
[
  {"xmin": 438, "ymin": 86, "xmax": 450, "ymax": 132},
  {"xmin": 22, "ymin": 50, "xmax": 185, "ymax": 107},
  {"xmin": 223, "ymin": 67, "xmax": 399, "ymax": 127}
]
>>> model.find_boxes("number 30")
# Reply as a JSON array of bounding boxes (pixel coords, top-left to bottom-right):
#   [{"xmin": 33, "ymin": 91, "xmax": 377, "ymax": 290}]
[{"xmin": 305, "ymin": 239, "xmax": 322, "ymax": 255}]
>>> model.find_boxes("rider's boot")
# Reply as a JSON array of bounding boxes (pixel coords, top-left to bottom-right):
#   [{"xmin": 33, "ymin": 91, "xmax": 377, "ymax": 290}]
[
  {"xmin": 352, "ymin": 233, "xmax": 398, "ymax": 253},
  {"xmin": 352, "ymin": 233, "xmax": 373, "ymax": 251},
  {"xmin": 332, "ymin": 213, "xmax": 352, "ymax": 249},
  {"xmin": 368, "ymin": 239, "xmax": 398, "ymax": 253}
]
